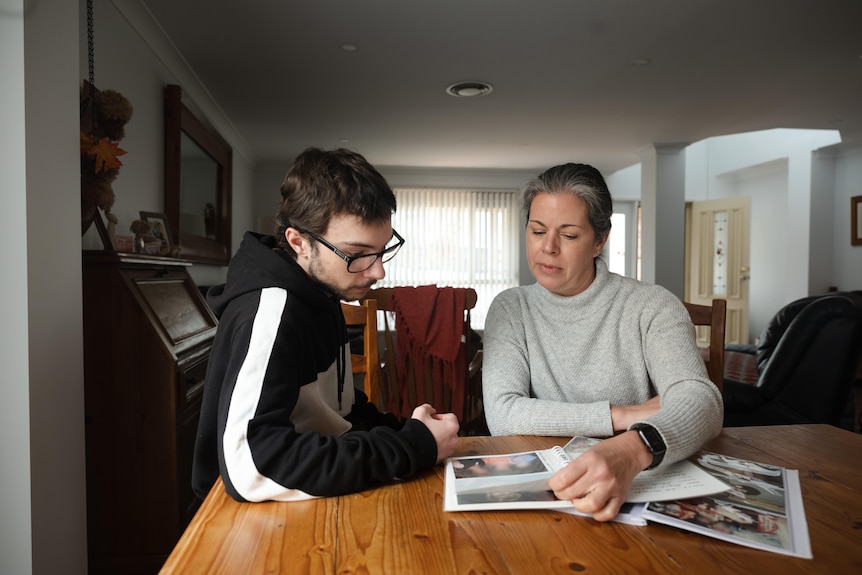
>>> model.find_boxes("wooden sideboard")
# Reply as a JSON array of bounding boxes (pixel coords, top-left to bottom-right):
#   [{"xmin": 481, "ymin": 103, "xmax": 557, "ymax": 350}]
[{"xmin": 82, "ymin": 251, "xmax": 218, "ymax": 575}]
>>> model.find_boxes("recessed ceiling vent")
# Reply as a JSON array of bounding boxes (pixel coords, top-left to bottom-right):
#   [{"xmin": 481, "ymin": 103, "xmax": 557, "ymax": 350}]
[{"xmin": 446, "ymin": 81, "xmax": 493, "ymax": 97}]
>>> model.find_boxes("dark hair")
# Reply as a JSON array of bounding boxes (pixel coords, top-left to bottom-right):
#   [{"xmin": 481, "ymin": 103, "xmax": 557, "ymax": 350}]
[
  {"xmin": 274, "ymin": 148, "xmax": 397, "ymax": 253},
  {"xmin": 522, "ymin": 163, "xmax": 613, "ymax": 240}
]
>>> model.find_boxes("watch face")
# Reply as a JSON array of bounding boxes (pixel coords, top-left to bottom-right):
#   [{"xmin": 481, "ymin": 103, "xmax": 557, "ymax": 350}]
[
  {"xmin": 638, "ymin": 425, "xmax": 666, "ymax": 453},
  {"xmin": 635, "ymin": 424, "xmax": 666, "ymax": 469}
]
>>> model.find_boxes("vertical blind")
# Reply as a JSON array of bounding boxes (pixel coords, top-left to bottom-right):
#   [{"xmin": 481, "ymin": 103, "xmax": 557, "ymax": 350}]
[{"xmin": 380, "ymin": 188, "xmax": 522, "ymax": 329}]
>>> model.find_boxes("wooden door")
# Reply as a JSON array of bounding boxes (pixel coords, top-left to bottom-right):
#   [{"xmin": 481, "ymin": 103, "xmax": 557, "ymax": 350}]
[{"xmin": 685, "ymin": 197, "xmax": 751, "ymax": 344}]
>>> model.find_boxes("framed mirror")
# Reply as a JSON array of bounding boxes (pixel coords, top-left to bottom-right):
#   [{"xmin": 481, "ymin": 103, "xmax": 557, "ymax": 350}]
[{"xmin": 165, "ymin": 84, "xmax": 233, "ymax": 265}]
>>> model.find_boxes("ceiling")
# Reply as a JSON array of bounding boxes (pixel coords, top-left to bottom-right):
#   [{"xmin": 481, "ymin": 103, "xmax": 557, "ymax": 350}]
[{"xmin": 140, "ymin": 0, "xmax": 862, "ymax": 175}]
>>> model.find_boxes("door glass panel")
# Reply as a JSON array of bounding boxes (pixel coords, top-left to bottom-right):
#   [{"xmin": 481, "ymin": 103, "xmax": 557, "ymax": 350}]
[{"xmin": 713, "ymin": 211, "xmax": 728, "ymax": 296}]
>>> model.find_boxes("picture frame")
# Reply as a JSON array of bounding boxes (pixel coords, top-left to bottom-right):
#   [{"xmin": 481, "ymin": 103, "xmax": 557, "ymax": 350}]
[
  {"xmin": 140, "ymin": 210, "xmax": 173, "ymax": 253},
  {"xmin": 853, "ymin": 196, "xmax": 862, "ymax": 247}
]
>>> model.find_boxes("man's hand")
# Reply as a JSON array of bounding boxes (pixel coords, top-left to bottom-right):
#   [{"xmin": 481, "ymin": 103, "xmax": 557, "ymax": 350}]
[
  {"xmin": 411, "ymin": 403, "xmax": 460, "ymax": 463},
  {"xmin": 611, "ymin": 396, "xmax": 661, "ymax": 432},
  {"xmin": 548, "ymin": 431, "xmax": 651, "ymax": 521}
]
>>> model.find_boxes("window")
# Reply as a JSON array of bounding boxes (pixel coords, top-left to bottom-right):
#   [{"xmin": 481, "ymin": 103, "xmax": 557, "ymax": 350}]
[
  {"xmin": 603, "ymin": 200, "xmax": 640, "ymax": 280},
  {"xmin": 607, "ymin": 212, "xmax": 626, "ymax": 275},
  {"xmin": 380, "ymin": 189, "xmax": 521, "ymax": 329}
]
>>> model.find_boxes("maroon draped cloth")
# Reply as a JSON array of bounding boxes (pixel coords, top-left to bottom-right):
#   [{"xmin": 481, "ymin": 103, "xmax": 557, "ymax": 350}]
[{"xmin": 390, "ymin": 286, "xmax": 467, "ymax": 420}]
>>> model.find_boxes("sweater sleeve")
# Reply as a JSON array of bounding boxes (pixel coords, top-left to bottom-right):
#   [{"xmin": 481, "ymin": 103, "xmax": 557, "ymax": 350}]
[{"xmin": 630, "ymin": 293, "xmax": 724, "ymax": 465}]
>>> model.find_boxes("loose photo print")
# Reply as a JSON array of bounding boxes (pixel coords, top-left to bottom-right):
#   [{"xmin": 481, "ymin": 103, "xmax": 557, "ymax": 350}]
[
  {"xmin": 561, "ymin": 435, "xmax": 600, "ymax": 460},
  {"xmin": 693, "ymin": 452, "xmax": 786, "ymax": 515},
  {"xmin": 646, "ymin": 495, "xmax": 791, "ymax": 551},
  {"xmin": 643, "ymin": 450, "xmax": 811, "ymax": 558}
]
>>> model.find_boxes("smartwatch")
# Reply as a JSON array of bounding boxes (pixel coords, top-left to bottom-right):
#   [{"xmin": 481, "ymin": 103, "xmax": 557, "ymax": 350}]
[{"xmin": 631, "ymin": 423, "xmax": 666, "ymax": 470}]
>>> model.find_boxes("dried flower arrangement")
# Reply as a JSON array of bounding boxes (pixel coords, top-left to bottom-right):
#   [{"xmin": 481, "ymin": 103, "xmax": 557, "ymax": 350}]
[{"xmin": 80, "ymin": 79, "xmax": 133, "ymax": 235}]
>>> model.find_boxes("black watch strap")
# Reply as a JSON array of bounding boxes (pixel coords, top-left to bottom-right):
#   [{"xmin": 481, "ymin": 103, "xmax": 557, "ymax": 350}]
[{"xmin": 631, "ymin": 423, "xmax": 666, "ymax": 470}]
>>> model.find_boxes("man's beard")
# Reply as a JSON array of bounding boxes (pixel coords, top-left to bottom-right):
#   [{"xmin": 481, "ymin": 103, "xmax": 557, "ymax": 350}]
[
  {"xmin": 307, "ymin": 257, "xmax": 373, "ymax": 302},
  {"xmin": 310, "ymin": 274, "xmax": 350, "ymax": 301}
]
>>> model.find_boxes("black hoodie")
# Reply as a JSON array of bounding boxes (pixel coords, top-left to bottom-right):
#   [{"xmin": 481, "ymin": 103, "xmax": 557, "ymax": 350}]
[{"xmin": 192, "ymin": 232, "xmax": 437, "ymax": 502}]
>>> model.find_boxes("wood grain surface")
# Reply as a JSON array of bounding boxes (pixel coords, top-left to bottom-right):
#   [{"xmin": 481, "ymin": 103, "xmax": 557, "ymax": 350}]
[{"xmin": 160, "ymin": 425, "xmax": 862, "ymax": 574}]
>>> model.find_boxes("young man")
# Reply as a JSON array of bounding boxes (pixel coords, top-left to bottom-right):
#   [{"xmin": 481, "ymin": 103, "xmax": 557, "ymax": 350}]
[{"xmin": 192, "ymin": 148, "xmax": 460, "ymax": 502}]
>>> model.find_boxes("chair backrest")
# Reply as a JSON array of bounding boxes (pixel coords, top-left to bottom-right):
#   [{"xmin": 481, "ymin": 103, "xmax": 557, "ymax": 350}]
[
  {"xmin": 340, "ymin": 299, "xmax": 380, "ymax": 404},
  {"xmin": 683, "ymin": 299, "xmax": 727, "ymax": 394},
  {"xmin": 755, "ymin": 293, "xmax": 862, "ymax": 423},
  {"xmin": 362, "ymin": 286, "xmax": 485, "ymax": 434},
  {"xmin": 364, "ymin": 288, "xmax": 478, "ymax": 315}
]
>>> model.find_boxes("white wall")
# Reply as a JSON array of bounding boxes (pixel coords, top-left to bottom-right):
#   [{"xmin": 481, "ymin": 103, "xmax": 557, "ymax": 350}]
[
  {"xmin": 79, "ymin": 0, "xmax": 169, "ymax": 251},
  {"xmin": 606, "ymin": 163, "xmax": 641, "ymax": 200},
  {"xmin": 1, "ymin": 1, "xmax": 35, "ymax": 573},
  {"xmin": 809, "ymin": 152, "xmax": 836, "ymax": 296},
  {"xmin": 1, "ymin": 1, "xmax": 259, "ymax": 572},
  {"xmin": 25, "ymin": 0, "xmax": 89, "ymax": 568},
  {"xmin": 832, "ymin": 145, "xmax": 862, "ymax": 291},
  {"xmin": 611, "ymin": 128, "xmax": 860, "ymax": 340},
  {"xmin": 725, "ymin": 164, "xmax": 788, "ymax": 340},
  {"xmin": 694, "ymin": 129, "xmax": 846, "ymax": 339},
  {"xmin": 253, "ymin": 163, "xmax": 290, "ymax": 235},
  {"xmin": 79, "ymin": 0, "xmax": 256, "ymax": 287},
  {"xmin": 2, "ymin": 0, "xmax": 89, "ymax": 574}
]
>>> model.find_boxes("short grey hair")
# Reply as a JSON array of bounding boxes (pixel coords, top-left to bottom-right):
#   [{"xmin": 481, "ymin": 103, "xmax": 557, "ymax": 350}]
[{"xmin": 522, "ymin": 163, "xmax": 613, "ymax": 240}]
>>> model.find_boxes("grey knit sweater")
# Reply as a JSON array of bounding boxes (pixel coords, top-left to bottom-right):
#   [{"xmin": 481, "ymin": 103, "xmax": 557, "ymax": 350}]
[{"xmin": 482, "ymin": 259, "xmax": 723, "ymax": 466}]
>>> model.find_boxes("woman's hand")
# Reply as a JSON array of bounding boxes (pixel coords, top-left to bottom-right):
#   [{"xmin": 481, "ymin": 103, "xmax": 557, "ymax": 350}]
[
  {"xmin": 610, "ymin": 396, "xmax": 661, "ymax": 432},
  {"xmin": 548, "ymin": 431, "xmax": 652, "ymax": 521}
]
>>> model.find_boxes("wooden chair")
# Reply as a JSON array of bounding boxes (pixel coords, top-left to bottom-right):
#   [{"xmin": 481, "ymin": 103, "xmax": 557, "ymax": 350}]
[
  {"xmin": 362, "ymin": 286, "xmax": 486, "ymax": 435},
  {"xmin": 340, "ymin": 299, "xmax": 380, "ymax": 404},
  {"xmin": 683, "ymin": 299, "xmax": 727, "ymax": 394}
]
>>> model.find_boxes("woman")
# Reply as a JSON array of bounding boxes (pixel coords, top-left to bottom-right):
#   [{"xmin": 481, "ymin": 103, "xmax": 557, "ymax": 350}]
[{"xmin": 482, "ymin": 162, "xmax": 723, "ymax": 521}]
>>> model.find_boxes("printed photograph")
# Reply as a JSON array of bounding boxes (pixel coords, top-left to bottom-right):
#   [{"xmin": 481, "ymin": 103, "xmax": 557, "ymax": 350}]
[
  {"xmin": 457, "ymin": 488, "xmax": 559, "ymax": 505},
  {"xmin": 452, "ymin": 453, "xmax": 548, "ymax": 479},
  {"xmin": 647, "ymin": 496, "xmax": 791, "ymax": 551},
  {"xmin": 693, "ymin": 452, "xmax": 785, "ymax": 514}
]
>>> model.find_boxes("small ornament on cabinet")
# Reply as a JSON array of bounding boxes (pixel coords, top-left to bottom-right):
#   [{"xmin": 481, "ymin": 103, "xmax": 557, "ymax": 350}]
[
  {"xmin": 129, "ymin": 219, "xmax": 159, "ymax": 255},
  {"xmin": 113, "ymin": 235, "xmax": 134, "ymax": 253}
]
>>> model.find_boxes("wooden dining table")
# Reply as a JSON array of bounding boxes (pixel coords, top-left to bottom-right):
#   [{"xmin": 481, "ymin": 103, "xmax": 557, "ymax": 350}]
[{"xmin": 159, "ymin": 424, "xmax": 862, "ymax": 574}]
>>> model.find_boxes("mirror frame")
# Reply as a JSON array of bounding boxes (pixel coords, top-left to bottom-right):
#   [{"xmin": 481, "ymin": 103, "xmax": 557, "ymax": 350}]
[{"xmin": 164, "ymin": 84, "xmax": 233, "ymax": 265}]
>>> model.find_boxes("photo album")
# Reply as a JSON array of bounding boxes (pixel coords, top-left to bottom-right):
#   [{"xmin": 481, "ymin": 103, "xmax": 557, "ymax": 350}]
[
  {"xmin": 444, "ymin": 436, "xmax": 727, "ymax": 511},
  {"xmin": 443, "ymin": 437, "xmax": 812, "ymax": 557}
]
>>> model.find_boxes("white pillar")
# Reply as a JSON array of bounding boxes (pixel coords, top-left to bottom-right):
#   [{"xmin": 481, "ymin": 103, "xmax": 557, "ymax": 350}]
[
  {"xmin": 809, "ymin": 151, "xmax": 835, "ymax": 295},
  {"xmin": 639, "ymin": 143, "xmax": 687, "ymax": 298}
]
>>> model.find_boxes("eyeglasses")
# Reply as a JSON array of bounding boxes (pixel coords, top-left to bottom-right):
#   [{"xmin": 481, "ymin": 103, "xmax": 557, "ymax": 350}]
[{"xmin": 306, "ymin": 229, "xmax": 404, "ymax": 273}]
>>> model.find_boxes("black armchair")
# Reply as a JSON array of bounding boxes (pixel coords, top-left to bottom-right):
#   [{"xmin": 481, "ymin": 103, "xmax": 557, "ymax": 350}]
[{"xmin": 723, "ymin": 292, "xmax": 862, "ymax": 430}]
